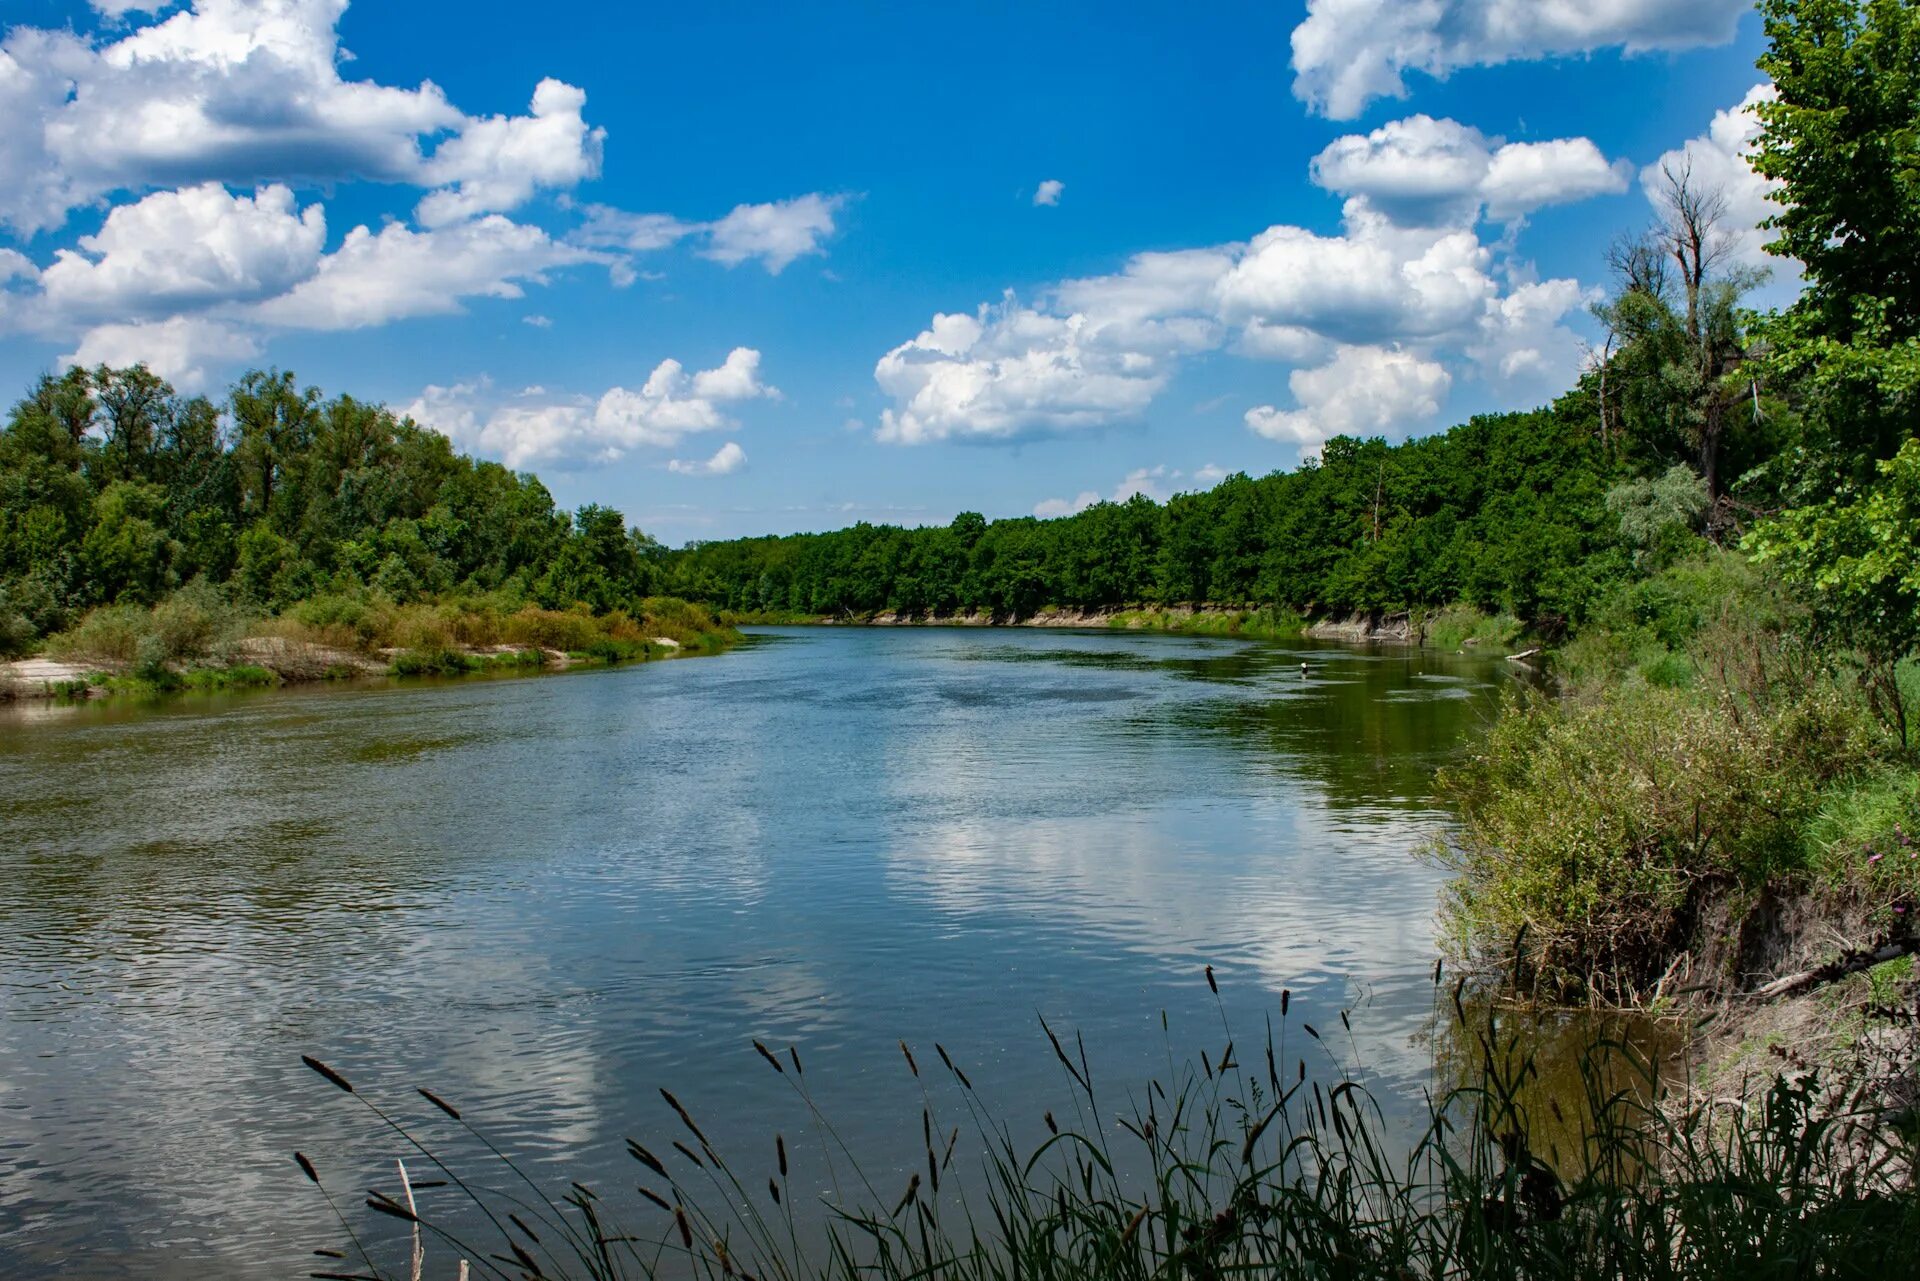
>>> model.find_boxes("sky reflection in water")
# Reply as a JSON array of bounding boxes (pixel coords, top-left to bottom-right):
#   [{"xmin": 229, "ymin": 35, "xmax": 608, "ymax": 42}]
[{"xmin": 0, "ymin": 627, "xmax": 1511, "ymax": 1279}]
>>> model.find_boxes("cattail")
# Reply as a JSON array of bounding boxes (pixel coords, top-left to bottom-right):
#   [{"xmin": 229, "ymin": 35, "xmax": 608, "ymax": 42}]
[
  {"xmin": 900, "ymin": 1040, "xmax": 919, "ymax": 1077},
  {"xmin": 1281, "ymin": 989, "xmax": 1290, "ymax": 1017},
  {"xmin": 1303, "ymin": 1023, "xmax": 1320, "ymax": 1040},
  {"xmin": 776, "ymin": 1134, "xmax": 788, "ymax": 1177},
  {"xmin": 508, "ymin": 1240, "xmax": 541, "ymax": 1276},
  {"xmin": 942, "ymin": 1126, "xmax": 959, "ymax": 1170},
  {"xmin": 672, "ymin": 1140, "xmax": 704, "ymax": 1169},
  {"xmin": 1339, "ymin": 1009, "xmax": 1350, "ymax": 1033},
  {"xmin": 935, "ymin": 1044, "xmax": 972, "ymax": 1090},
  {"xmin": 788, "ymin": 1045, "xmax": 804, "ymax": 1076},
  {"xmin": 1205, "ymin": 965, "xmax": 1218, "ymax": 995},
  {"xmin": 674, "ymin": 1206, "xmax": 694, "ymax": 1250},
  {"xmin": 1044, "ymin": 1111, "xmax": 1058, "ymax": 1135},
  {"xmin": 1120, "ymin": 1205, "xmax": 1150, "ymax": 1246},
  {"xmin": 627, "ymin": 1141, "xmax": 668, "ymax": 1180},
  {"xmin": 509, "ymin": 1212, "xmax": 540, "ymax": 1242},
  {"xmin": 1433, "ymin": 958, "xmax": 1444, "ymax": 986},
  {"xmin": 922, "ymin": 1109, "xmax": 931, "ymax": 1149},
  {"xmin": 768, "ymin": 1177, "xmax": 781, "ymax": 1205},
  {"xmin": 892, "ymin": 1173, "xmax": 920, "ymax": 1218},
  {"xmin": 417, "ymin": 1087, "xmax": 461, "ymax": 1120},
  {"xmin": 365, "ymin": 1193, "xmax": 417, "ymax": 1223},
  {"xmin": 301, "ymin": 1055, "xmax": 354, "ymax": 1094},
  {"xmin": 639, "ymin": 1186, "xmax": 671, "ymax": 1212},
  {"xmin": 1201, "ymin": 1050, "xmax": 1212, "ymax": 1079},
  {"xmin": 313, "ymin": 1249, "xmax": 346, "ymax": 1260},
  {"xmin": 753, "ymin": 1040, "xmax": 785, "ymax": 1075},
  {"xmin": 660, "ymin": 1089, "xmax": 710, "ymax": 1146},
  {"xmin": 294, "ymin": 1152, "xmax": 320, "ymax": 1184}
]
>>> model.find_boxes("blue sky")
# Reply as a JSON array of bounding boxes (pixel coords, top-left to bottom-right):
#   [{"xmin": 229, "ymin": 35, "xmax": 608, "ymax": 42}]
[{"xmin": 0, "ymin": 1, "xmax": 1784, "ymax": 541}]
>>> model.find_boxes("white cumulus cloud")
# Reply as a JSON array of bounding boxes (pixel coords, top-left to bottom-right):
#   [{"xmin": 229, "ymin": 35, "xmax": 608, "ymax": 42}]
[
  {"xmin": 570, "ymin": 193, "xmax": 847, "ymax": 277},
  {"xmin": 1245, "ymin": 345, "xmax": 1451, "ymax": 456},
  {"xmin": 38, "ymin": 182, "xmax": 325, "ymax": 322},
  {"xmin": 1290, "ymin": 0, "xmax": 1750, "ymax": 120},
  {"xmin": 0, "ymin": 1, "xmax": 614, "ymax": 236},
  {"xmin": 702, "ymin": 194, "xmax": 846, "ymax": 274},
  {"xmin": 252, "ymin": 214, "xmax": 598, "ymax": 331},
  {"xmin": 417, "ymin": 78, "xmax": 605, "ymax": 228},
  {"xmin": 406, "ymin": 349, "xmax": 775, "ymax": 469},
  {"xmin": 1033, "ymin": 179, "xmax": 1064, "ymax": 207},
  {"xmin": 63, "ymin": 316, "xmax": 261, "ymax": 391},
  {"xmin": 1310, "ymin": 115, "xmax": 1629, "ymax": 226},
  {"xmin": 667, "ymin": 440, "xmax": 748, "ymax": 476}
]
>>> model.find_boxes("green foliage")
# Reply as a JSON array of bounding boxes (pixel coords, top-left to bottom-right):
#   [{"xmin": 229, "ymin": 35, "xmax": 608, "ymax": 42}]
[
  {"xmin": 1754, "ymin": 0, "xmax": 1920, "ymax": 346},
  {"xmin": 1606, "ymin": 465, "xmax": 1710, "ymax": 562},
  {"xmin": 1420, "ymin": 604, "xmax": 1523, "ymax": 652},
  {"xmin": 390, "ymin": 647, "xmax": 478, "ymax": 677},
  {"xmin": 1802, "ymin": 768, "xmax": 1920, "ymax": 910},
  {"xmin": 1555, "ymin": 552, "xmax": 1784, "ymax": 689},
  {"xmin": 1749, "ymin": 438, "xmax": 1920, "ymax": 744},
  {"xmin": 664, "ymin": 401, "xmax": 1629, "ymax": 626},
  {"xmin": 0, "ymin": 364, "xmax": 675, "ymax": 658},
  {"xmin": 1435, "ymin": 674, "xmax": 1885, "ymax": 1003}
]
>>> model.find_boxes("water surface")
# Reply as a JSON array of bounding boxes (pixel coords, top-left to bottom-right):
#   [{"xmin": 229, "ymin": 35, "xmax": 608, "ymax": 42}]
[{"xmin": 0, "ymin": 626, "xmax": 1511, "ymax": 1278}]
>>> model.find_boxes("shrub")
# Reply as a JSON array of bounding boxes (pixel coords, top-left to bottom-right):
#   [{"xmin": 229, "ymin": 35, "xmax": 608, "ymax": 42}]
[
  {"xmin": 0, "ymin": 586, "xmax": 38, "ymax": 659},
  {"xmin": 1434, "ymin": 678, "xmax": 1883, "ymax": 1002},
  {"xmin": 390, "ymin": 647, "xmax": 477, "ymax": 677},
  {"xmin": 46, "ymin": 603, "xmax": 151, "ymax": 665},
  {"xmin": 151, "ymin": 579, "xmax": 242, "ymax": 663}
]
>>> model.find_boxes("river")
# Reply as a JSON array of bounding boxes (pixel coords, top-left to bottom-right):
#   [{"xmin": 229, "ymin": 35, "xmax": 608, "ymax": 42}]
[{"xmin": 0, "ymin": 626, "xmax": 1513, "ymax": 1278}]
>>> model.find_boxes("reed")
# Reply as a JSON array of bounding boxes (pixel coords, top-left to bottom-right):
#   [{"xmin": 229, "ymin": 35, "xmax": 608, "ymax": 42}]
[{"xmin": 298, "ymin": 968, "xmax": 1916, "ymax": 1281}]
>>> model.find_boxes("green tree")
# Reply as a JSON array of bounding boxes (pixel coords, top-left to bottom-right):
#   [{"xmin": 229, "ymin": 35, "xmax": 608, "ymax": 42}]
[
  {"xmin": 1754, "ymin": 0, "xmax": 1920, "ymax": 345},
  {"xmin": 1748, "ymin": 436, "xmax": 1920, "ymax": 747}
]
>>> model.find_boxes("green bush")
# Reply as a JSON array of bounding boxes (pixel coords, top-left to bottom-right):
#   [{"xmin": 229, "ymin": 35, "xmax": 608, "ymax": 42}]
[
  {"xmin": 1434, "ymin": 677, "xmax": 1883, "ymax": 1002},
  {"xmin": 151, "ymin": 579, "xmax": 241, "ymax": 663},
  {"xmin": 46, "ymin": 603, "xmax": 151, "ymax": 665},
  {"xmin": 0, "ymin": 588, "xmax": 37, "ymax": 659},
  {"xmin": 390, "ymin": 647, "xmax": 477, "ymax": 677}
]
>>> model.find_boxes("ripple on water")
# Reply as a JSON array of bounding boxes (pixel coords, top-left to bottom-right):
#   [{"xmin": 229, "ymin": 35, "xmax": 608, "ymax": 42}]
[{"xmin": 0, "ymin": 626, "xmax": 1517, "ymax": 1280}]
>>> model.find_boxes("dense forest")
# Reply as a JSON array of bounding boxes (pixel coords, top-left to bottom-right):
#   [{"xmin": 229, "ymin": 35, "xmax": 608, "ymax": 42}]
[
  {"xmin": 661, "ymin": 401, "xmax": 1638, "ymax": 628},
  {"xmin": 0, "ymin": 366, "xmax": 673, "ymax": 659}
]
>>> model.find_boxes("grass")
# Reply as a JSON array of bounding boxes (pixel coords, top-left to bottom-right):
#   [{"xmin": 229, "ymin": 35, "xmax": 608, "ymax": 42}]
[
  {"xmin": 1418, "ymin": 606, "xmax": 1523, "ymax": 653},
  {"xmin": 296, "ymin": 969, "xmax": 1917, "ymax": 1281},
  {"xmin": 28, "ymin": 585, "xmax": 739, "ymax": 698},
  {"xmin": 1106, "ymin": 606, "xmax": 1308, "ymax": 641}
]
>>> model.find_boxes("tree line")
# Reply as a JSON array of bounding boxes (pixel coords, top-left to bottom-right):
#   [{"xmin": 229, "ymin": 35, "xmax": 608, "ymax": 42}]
[{"xmin": 0, "ymin": 366, "xmax": 669, "ymax": 655}]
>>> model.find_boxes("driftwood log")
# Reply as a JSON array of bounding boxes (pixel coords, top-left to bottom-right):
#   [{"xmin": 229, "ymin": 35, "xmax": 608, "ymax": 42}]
[{"xmin": 1747, "ymin": 938, "xmax": 1919, "ymax": 1001}]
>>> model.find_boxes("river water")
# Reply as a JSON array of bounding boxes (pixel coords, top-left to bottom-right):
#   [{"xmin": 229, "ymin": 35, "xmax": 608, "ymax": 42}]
[{"xmin": 0, "ymin": 626, "xmax": 1512, "ymax": 1278}]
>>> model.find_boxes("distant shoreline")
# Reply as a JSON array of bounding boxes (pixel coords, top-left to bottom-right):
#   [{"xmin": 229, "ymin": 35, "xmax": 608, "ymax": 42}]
[
  {"xmin": 0, "ymin": 633, "xmax": 721, "ymax": 705},
  {"xmin": 733, "ymin": 603, "xmax": 1526, "ymax": 651}
]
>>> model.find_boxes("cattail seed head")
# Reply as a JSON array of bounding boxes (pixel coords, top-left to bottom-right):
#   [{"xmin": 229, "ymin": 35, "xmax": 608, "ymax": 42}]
[{"xmin": 301, "ymin": 1056, "xmax": 354, "ymax": 1094}]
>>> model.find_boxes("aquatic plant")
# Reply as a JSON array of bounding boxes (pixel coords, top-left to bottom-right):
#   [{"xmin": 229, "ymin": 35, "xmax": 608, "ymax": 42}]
[{"xmin": 297, "ymin": 968, "xmax": 1916, "ymax": 1281}]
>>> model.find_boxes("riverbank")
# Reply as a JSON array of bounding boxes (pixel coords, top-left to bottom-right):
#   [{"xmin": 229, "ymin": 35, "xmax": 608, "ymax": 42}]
[
  {"xmin": 726, "ymin": 601, "xmax": 1530, "ymax": 650},
  {"xmin": 0, "ymin": 591, "xmax": 739, "ymax": 702}
]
